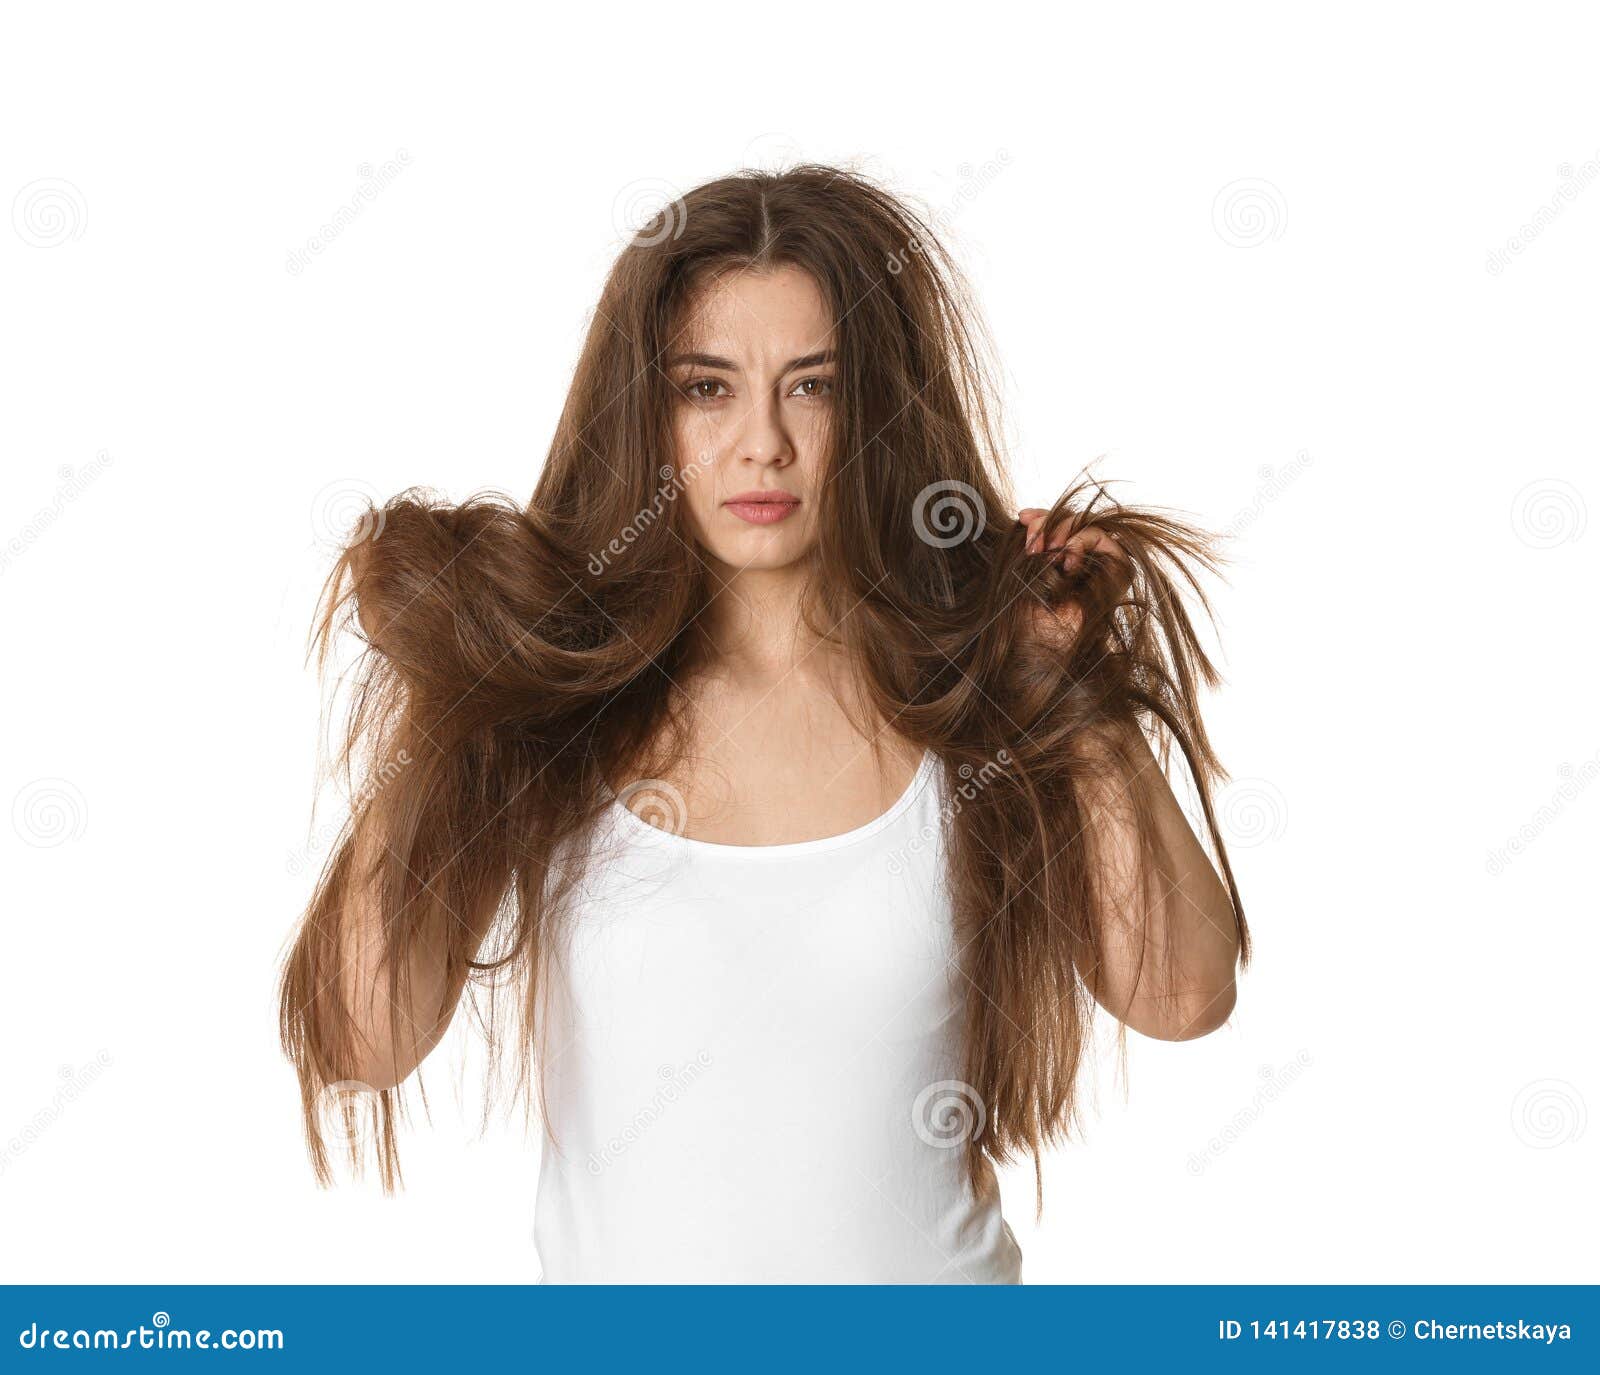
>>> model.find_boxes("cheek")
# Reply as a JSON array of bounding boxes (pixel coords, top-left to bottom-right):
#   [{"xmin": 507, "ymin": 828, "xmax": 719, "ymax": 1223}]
[
  {"xmin": 800, "ymin": 414, "xmax": 836, "ymax": 483},
  {"xmin": 673, "ymin": 407, "xmax": 720, "ymax": 466},
  {"xmin": 671, "ymin": 415, "xmax": 713, "ymax": 501},
  {"xmin": 674, "ymin": 466, "xmax": 718, "ymax": 541}
]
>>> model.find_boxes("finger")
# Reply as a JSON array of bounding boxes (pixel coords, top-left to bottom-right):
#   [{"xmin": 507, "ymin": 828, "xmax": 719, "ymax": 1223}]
[
  {"xmin": 1029, "ymin": 519, "xmax": 1078, "ymax": 557},
  {"xmin": 1053, "ymin": 526, "xmax": 1121, "ymax": 571},
  {"xmin": 1062, "ymin": 527, "xmax": 1120, "ymax": 555},
  {"xmin": 1075, "ymin": 530, "xmax": 1131, "ymax": 580},
  {"xmin": 1083, "ymin": 529, "xmax": 1128, "ymax": 569},
  {"xmin": 1046, "ymin": 526, "xmax": 1093, "ymax": 558}
]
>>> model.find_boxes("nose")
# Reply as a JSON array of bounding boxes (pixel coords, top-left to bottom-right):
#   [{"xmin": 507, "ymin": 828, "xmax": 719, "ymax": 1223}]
[{"xmin": 735, "ymin": 389, "xmax": 794, "ymax": 468}]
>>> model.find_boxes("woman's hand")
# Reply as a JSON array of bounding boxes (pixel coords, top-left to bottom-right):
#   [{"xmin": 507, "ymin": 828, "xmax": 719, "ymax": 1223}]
[{"xmin": 1016, "ymin": 507, "xmax": 1132, "ymax": 647}]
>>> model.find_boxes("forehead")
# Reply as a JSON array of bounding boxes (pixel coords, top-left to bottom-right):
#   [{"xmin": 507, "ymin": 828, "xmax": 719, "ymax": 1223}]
[{"xmin": 673, "ymin": 264, "xmax": 835, "ymax": 360}]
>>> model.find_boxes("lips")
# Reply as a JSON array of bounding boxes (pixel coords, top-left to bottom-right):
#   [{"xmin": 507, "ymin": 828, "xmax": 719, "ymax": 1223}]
[{"xmin": 723, "ymin": 490, "xmax": 801, "ymax": 526}]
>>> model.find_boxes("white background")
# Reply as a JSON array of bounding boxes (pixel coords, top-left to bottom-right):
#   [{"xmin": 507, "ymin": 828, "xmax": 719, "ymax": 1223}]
[{"xmin": 2, "ymin": 1, "xmax": 1595, "ymax": 1285}]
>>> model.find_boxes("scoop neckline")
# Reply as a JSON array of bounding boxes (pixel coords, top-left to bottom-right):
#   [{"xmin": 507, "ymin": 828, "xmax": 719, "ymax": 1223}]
[{"xmin": 606, "ymin": 750, "xmax": 937, "ymax": 858}]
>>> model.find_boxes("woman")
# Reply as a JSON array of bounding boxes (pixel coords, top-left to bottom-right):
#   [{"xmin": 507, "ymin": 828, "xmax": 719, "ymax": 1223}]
[{"xmin": 278, "ymin": 163, "xmax": 1249, "ymax": 1284}]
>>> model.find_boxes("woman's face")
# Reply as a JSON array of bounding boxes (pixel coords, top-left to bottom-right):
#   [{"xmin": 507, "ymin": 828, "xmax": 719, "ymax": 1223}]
[{"xmin": 667, "ymin": 264, "xmax": 837, "ymax": 574}]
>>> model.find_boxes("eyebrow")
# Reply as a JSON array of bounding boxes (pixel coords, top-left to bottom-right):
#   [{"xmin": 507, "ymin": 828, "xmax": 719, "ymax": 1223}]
[{"xmin": 664, "ymin": 349, "xmax": 836, "ymax": 374}]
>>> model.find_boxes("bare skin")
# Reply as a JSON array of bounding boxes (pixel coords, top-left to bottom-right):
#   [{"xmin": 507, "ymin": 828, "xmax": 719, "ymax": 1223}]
[
  {"xmin": 335, "ymin": 811, "xmax": 467, "ymax": 1092},
  {"xmin": 652, "ymin": 263, "xmax": 924, "ymax": 844}
]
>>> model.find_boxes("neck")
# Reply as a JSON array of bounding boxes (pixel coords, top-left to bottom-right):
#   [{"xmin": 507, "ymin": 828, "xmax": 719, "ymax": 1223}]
[{"xmin": 695, "ymin": 560, "xmax": 833, "ymax": 685}]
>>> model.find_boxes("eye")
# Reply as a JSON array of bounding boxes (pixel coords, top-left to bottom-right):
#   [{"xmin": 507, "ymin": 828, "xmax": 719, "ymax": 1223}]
[
  {"xmin": 682, "ymin": 377, "xmax": 732, "ymax": 402},
  {"xmin": 790, "ymin": 376, "xmax": 835, "ymax": 399}
]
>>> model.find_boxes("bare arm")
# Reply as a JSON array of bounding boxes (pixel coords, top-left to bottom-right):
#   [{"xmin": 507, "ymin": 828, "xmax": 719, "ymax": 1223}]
[
  {"xmin": 332, "ymin": 814, "xmax": 477, "ymax": 1091},
  {"xmin": 1070, "ymin": 721, "xmax": 1241, "ymax": 1041},
  {"xmin": 1014, "ymin": 505, "xmax": 1243, "ymax": 1040},
  {"xmin": 307, "ymin": 541, "xmax": 484, "ymax": 1093}
]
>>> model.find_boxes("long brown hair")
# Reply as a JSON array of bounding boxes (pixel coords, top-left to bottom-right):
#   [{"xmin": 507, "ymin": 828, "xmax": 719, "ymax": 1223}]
[{"xmin": 278, "ymin": 162, "xmax": 1249, "ymax": 1211}]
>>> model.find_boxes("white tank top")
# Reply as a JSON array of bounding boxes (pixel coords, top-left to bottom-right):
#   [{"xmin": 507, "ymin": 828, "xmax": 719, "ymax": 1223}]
[{"xmin": 532, "ymin": 750, "xmax": 1024, "ymax": 1283}]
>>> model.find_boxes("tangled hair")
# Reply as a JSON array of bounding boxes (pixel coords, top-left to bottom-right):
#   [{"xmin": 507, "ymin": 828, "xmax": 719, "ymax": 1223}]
[{"xmin": 278, "ymin": 162, "xmax": 1249, "ymax": 1213}]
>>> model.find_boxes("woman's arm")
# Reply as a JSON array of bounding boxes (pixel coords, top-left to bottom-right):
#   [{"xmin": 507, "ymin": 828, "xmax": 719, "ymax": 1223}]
[
  {"xmin": 1016, "ymin": 503, "xmax": 1243, "ymax": 1040},
  {"xmin": 329, "ymin": 813, "xmax": 475, "ymax": 1091},
  {"xmin": 1069, "ymin": 720, "xmax": 1241, "ymax": 1041},
  {"xmin": 282, "ymin": 494, "xmax": 561, "ymax": 1186},
  {"xmin": 283, "ymin": 515, "xmax": 491, "ymax": 1103}
]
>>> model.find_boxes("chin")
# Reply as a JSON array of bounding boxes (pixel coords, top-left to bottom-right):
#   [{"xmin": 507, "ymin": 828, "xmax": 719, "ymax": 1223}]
[{"xmin": 703, "ymin": 531, "xmax": 812, "ymax": 571}]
